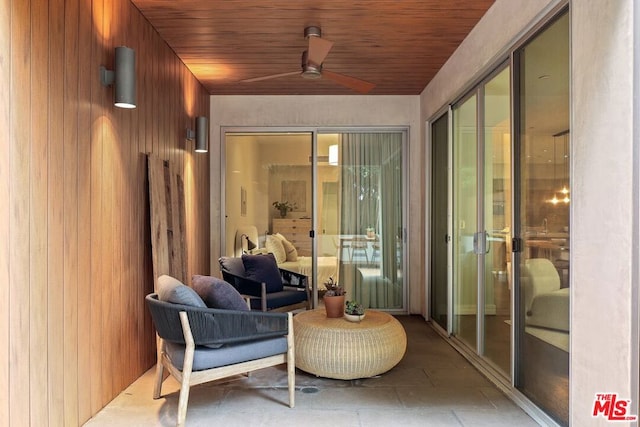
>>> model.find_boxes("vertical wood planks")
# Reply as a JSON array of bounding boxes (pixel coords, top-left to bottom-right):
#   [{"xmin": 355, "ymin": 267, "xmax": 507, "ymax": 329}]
[
  {"xmin": 9, "ymin": 0, "xmax": 32, "ymax": 425},
  {"xmin": 29, "ymin": 0, "xmax": 50, "ymax": 424},
  {"xmin": 0, "ymin": 0, "xmax": 11, "ymax": 423},
  {"xmin": 1, "ymin": 0, "xmax": 211, "ymax": 424}
]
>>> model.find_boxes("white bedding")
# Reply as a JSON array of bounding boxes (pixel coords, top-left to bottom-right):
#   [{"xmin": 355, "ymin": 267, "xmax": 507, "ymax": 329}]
[{"xmin": 278, "ymin": 256, "xmax": 339, "ymax": 290}]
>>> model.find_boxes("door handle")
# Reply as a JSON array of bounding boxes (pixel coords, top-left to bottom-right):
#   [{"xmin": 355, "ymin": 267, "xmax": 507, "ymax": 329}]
[
  {"xmin": 485, "ymin": 231, "xmax": 490, "ymax": 254},
  {"xmin": 473, "ymin": 231, "xmax": 490, "ymax": 254}
]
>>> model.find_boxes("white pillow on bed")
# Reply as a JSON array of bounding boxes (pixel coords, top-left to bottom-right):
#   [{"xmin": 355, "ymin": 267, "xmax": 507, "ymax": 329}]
[
  {"xmin": 275, "ymin": 233, "xmax": 298, "ymax": 262},
  {"xmin": 274, "ymin": 233, "xmax": 298, "ymax": 262},
  {"xmin": 265, "ymin": 235, "xmax": 287, "ymax": 264}
]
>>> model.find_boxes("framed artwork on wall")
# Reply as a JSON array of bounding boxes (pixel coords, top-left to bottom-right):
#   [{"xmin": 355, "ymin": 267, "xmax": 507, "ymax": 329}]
[{"xmin": 282, "ymin": 180, "xmax": 306, "ymax": 211}]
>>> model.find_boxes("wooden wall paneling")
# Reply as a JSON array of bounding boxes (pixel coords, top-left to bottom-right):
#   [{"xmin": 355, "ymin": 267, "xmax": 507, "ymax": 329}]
[
  {"xmin": 200, "ymin": 89, "xmax": 210, "ymax": 275},
  {"xmin": 136, "ymin": 10, "xmax": 149, "ymax": 374},
  {"xmin": 76, "ymin": 0, "xmax": 93, "ymax": 421},
  {"xmin": 111, "ymin": 0, "xmax": 125, "ymax": 396},
  {"xmin": 9, "ymin": 0, "xmax": 31, "ymax": 425},
  {"xmin": 2, "ymin": 0, "xmax": 211, "ymax": 423},
  {"xmin": 134, "ymin": 8, "xmax": 147, "ymax": 380},
  {"xmin": 0, "ymin": 0, "xmax": 10, "ymax": 422},
  {"xmin": 29, "ymin": 0, "xmax": 50, "ymax": 425},
  {"xmin": 101, "ymin": 0, "xmax": 115, "ymax": 405},
  {"xmin": 126, "ymin": 0, "xmax": 138, "ymax": 387},
  {"xmin": 89, "ymin": 0, "xmax": 105, "ymax": 414},
  {"xmin": 182, "ymin": 69, "xmax": 192, "ymax": 281},
  {"xmin": 48, "ymin": 0, "xmax": 65, "ymax": 422},
  {"xmin": 124, "ymin": 0, "xmax": 135, "ymax": 389},
  {"xmin": 141, "ymin": 15, "xmax": 155, "ymax": 374},
  {"xmin": 63, "ymin": 0, "xmax": 80, "ymax": 424}
]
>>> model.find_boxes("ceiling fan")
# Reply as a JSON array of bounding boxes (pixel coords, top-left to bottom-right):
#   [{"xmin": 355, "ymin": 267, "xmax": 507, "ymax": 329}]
[{"xmin": 241, "ymin": 26, "xmax": 376, "ymax": 94}]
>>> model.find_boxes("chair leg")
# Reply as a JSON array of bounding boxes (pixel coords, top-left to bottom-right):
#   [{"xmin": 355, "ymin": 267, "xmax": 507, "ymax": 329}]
[
  {"xmin": 176, "ymin": 370, "xmax": 192, "ymax": 427},
  {"xmin": 153, "ymin": 361, "xmax": 164, "ymax": 399},
  {"xmin": 153, "ymin": 338, "xmax": 165, "ymax": 399},
  {"xmin": 286, "ymin": 313, "xmax": 295, "ymax": 408},
  {"xmin": 177, "ymin": 312, "xmax": 195, "ymax": 427}
]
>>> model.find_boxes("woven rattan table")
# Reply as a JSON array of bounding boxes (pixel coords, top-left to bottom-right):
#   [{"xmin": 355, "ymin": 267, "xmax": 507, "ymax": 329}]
[{"xmin": 293, "ymin": 308, "xmax": 407, "ymax": 380}]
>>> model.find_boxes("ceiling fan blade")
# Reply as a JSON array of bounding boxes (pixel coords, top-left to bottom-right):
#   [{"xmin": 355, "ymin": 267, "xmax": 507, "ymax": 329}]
[
  {"xmin": 322, "ymin": 70, "xmax": 376, "ymax": 94},
  {"xmin": 241, "ymin": 71, "xmax": 299, "ymax": 83},
  {"xmin": 308, "ymin": 36, "xmax": 334, "ymax": 65}
]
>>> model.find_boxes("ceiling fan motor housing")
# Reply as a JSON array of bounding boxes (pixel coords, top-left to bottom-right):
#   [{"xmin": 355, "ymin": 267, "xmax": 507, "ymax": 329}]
[
  {"xmin": 301, "ymin": 51, "xmax": 322, "ymax": 79},
  {"xmin": 304, "ymin": 26, "xmax": 322, "ymax": 39}
]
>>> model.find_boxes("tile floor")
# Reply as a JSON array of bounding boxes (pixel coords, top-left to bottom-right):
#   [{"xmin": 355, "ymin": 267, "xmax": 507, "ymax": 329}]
[{"xmin": 83, "ymin": 315, "xmax": 540, "ymax": 427}]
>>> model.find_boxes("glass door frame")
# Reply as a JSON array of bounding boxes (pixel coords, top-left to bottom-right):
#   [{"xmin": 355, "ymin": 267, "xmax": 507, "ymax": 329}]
[
  {"xmin": 427, "ymin": 106, "xmax": 454, "ymax": 333},
  {"xmin": 220, "ymin": 126, "xmax": 409, "ymax": 313},
  {"xmin": 448, "ymin": 59, "xmax": 513, "ymax": 377}
]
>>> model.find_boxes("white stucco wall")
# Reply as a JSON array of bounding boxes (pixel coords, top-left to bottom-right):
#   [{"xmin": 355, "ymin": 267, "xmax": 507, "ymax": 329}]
[
  {"xmin": 571, "ymin": 0, "xmax": 638, "ymax": 425},
  {"xmin": 419, "ymin": 0, "xmax": 639, "ymax": 425},
  {"xmin": 209, "ymin": 95, "xmax": 422, "ymax": 313}
]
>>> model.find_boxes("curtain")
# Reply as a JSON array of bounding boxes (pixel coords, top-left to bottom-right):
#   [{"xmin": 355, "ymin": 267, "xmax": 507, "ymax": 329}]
[{"xmin": 339, "ymin": 132, "xmax": 403, "ymax": 308}]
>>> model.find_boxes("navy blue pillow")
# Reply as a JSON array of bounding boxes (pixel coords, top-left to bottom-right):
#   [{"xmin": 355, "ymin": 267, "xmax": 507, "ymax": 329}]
[
  {"xmin": 241, "ymin": 254, "xmax": 284, "ymax": 293},
  {"xmin": 192, "ymin": 275, "xmax": 249, "ymax": 311}
]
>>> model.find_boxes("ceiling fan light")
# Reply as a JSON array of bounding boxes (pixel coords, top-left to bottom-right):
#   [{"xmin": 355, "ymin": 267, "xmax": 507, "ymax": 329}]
[
  {"xmin": 302, "ymin": 67, "xmax": 322, "ymax": 79},
  {"xmin": 304, "ymin": 26, "xmax": 322, "ymax": 39}
]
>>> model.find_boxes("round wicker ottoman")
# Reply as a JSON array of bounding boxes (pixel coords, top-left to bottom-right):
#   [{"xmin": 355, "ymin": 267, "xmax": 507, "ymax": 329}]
[{"xmin": 293, "ymin": 308, "xmax": 407, "ymax": 380}]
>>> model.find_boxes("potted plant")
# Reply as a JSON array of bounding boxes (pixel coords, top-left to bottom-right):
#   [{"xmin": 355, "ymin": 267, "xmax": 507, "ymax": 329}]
[
  {"xmin": 366, "ymin": 227, "xmax": 375, "ymax": 239},
  {"xmin": 344, "ymin": 300, "xmax": 365, "ymax": 322},
  {"xmin": 322, "ymin": 277, "xmax": 345, "ymax": 318},
  {"xmin": 272, "ymin": 200, "xmax": 297, "ymax": 218}
]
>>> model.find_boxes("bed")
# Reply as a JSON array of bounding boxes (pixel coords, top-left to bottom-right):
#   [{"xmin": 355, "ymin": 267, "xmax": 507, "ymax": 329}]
[
  {"xmin": 235, "ymin": 225, "xmax": 339, "ymax": 290},
  {"xmin": 278, "ymin": 256, "xmax": 339, "ymax": 291}
]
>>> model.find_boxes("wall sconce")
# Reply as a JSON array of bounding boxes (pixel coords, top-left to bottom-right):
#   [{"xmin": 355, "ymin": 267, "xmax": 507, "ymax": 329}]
[
  {"xmin": 100, "ymin": 46, "xmax": 136, "ymax": 109},
  {"xmin": 328, "ymin": 144, "xmax": 339, "ymax": 165},
  {"xmin": 195, "ymin": 116, "xmax": 208, "ymax": 153}
]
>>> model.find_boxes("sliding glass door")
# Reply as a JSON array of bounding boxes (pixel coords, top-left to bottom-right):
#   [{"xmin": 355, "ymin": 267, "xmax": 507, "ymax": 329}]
[
  {"xmin": 434, "ymin": 8, "xmax": 569, "ymax": 424},
  {"xmin": 451, "ymin": 63, "xmax": 511, "ymax": 377},
  {"xmin": 515, "ymin": 11, "xmax": 570, "ymax": 426},
  {"xmin": 452, "ymin": 93, "xmax": 479, "ymax": 349},
  {"xmin": 482, "ymin": 67, "xmax": 511, "ymax": 375},
  {"xmin": 430, "ymin": 113, "xmax": 449, "ymax": 330},
  {"xmin": 224, "ymin": 129, "xmax": 406, "ymax": 311}
]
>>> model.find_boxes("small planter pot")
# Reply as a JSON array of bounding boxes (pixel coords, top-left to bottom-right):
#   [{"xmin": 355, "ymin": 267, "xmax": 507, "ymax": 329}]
[
  {"xmin": 323, "ymin": 295, "xmax": 345, "ymax": 318},
  {"xmin": 344, "ymin": 312, "xmax": 366, "ymax": 322}
]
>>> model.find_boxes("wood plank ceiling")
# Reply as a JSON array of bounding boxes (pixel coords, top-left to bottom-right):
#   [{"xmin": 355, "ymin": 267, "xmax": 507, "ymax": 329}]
[{"xmin": 131, "ymin": 0, "xmax": 496, "ymax": 95}]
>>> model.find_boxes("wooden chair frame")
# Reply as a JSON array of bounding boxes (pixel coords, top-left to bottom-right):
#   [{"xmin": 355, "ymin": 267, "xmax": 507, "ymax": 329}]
[{"xmin": 148, "ymin": 295, "xmax": 295, "ymax": 426}]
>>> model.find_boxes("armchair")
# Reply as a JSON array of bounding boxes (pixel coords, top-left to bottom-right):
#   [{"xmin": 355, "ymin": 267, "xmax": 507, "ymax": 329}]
[
  {"xmin": 522, "ymin": 258, "xmax": 569, "ymax": 332},
  {"xmin": 146, "ymin": 275, "xmax": 295, "ymax": 427},
  {"xmin": 219, "ymin": 253, "xmax": 310, "ymax": 312}
]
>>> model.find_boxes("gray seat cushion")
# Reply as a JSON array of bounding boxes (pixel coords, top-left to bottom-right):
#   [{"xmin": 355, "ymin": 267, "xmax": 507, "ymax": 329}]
[
  {"xmin": 251, "ymin": 290, "xmax": 307, "ymax": 311},
  {"xmin": 157, "ymin": 275, "xmax": 206, "ymax": 307},
  {"xmin": 192, "ymin": 275, "xmax": 249, "ymax": 311},
  {"xmin": 165, "ymin": 336, "xmax": 288, "ymax": 371}
]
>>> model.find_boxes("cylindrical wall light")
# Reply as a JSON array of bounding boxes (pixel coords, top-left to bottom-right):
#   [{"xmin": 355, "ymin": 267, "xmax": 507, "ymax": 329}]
[
  {"xmin": 195, "ymin": 116, "xmax": 208, "ymax": 153},
  {"xmin": 100, "ymin": 46, "xmax": 136, "ymax": 109}
]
